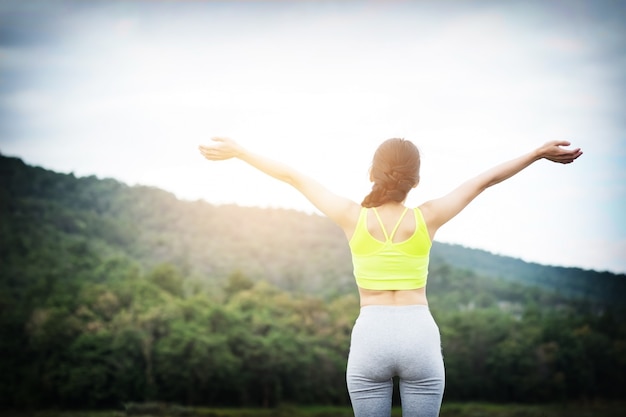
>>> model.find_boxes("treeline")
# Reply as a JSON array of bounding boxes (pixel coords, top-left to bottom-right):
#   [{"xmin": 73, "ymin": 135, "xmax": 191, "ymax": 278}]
[
  {"xmin": 430, "ymin": 244, "xmax": 626, "ymax": 305},
  {"xmin": 1, "ymin": 154, "xmax": 625, "ymax": 409},
  {"xmin": 3, "ymin": 259, "xmax": 356, "ymax": 408}
]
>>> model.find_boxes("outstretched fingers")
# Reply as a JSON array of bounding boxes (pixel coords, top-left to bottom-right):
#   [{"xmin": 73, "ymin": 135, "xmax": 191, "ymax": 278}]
[
  {"xmin": 198, "ymin": 137, "xmax": 242, "ymax": 161},
  {"xmin": 199, "ymin": 144, "xmax": 228, "ymax": 161}
]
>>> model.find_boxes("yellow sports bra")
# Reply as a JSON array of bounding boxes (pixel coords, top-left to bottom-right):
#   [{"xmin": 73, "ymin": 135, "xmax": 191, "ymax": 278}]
[{"xmin": 348, "ymin": 206, "xmax": 432, "ymax": 290}]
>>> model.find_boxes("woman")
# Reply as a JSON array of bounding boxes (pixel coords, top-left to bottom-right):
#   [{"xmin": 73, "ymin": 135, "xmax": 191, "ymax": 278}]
[{"xmin": 199, "ymin": 137, "xmax": 582, "ymax": 417}]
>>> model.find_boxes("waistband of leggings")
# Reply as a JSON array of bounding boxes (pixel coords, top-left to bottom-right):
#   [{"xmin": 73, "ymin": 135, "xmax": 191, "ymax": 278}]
[{"xmin": 359, "ymin": 304, "xmax": 430, "ymax": 313}]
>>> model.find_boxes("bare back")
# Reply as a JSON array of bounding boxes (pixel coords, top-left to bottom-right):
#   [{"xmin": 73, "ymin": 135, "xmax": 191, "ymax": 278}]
[{"xmin": 346, "ymin": 202, "xmax": 430, "ymax": 307}]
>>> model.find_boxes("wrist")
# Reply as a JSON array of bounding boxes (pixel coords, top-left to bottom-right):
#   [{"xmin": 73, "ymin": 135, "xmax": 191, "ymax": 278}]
[
  {"xmin": 531, "ymin": 145, "xmax": 545, "ymax": 161},
  {"xmin": 234, "ymin": 144, "xmax": 247, "ymax": 159}
]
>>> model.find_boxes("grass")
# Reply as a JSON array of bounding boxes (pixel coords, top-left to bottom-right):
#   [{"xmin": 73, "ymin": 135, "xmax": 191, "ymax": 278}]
[
  {"xmin": 440, "ymin": 401, "xmax": 626, "ymax": 417},
  {"xmin": 1, "ymin": 401, "xmax": 625, "ymax": 417}
]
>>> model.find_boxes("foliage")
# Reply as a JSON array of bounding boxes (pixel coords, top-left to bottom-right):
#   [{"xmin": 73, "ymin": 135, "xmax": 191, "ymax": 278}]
[
  {"xmin": 430, "ymin": 244, "xmax": 626, "ymax": 305},
  {"xmin": 1, "ymin": 154, "xmax": 625, "ymax": 410}
]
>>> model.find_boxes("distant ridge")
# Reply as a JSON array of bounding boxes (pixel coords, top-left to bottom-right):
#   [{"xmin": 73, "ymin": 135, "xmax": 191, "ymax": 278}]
[
  {"xmin": 2, "ymin": 153, "xmax": 624, "ymax": 305},
  {"xmin": 431, "ymin": 242, "xmax": 626, "ymax": 305}
]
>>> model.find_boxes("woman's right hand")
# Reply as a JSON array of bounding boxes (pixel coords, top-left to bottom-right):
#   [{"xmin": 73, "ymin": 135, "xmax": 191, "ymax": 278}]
[
  {"xmin": 199, "ymin": 137, "xmax": 244, "ymax": 161},
  {"xmin": 537, "ymin": 140, "xmax": 583, "ymax": 164}
]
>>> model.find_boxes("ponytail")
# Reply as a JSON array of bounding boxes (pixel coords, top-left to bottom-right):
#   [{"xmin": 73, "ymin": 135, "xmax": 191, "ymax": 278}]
[{"xmin": 361, "ymin": 138, "xmax": 420, "ymax": 208}]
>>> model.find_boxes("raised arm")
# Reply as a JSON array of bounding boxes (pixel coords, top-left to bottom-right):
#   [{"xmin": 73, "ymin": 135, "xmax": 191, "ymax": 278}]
[
  {"xmin": 419, "ymin": 140, "xmax": 583, "ymax": 240},
  {"xmin": 199, "ymin": 137, "xmax": 361, "ymax": 233}
]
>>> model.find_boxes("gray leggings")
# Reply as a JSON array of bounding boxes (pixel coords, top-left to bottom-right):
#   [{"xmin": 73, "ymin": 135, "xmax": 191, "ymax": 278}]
[{"xmin": 346, "ymin": 305, "xmax": 445, "ymax": 417}]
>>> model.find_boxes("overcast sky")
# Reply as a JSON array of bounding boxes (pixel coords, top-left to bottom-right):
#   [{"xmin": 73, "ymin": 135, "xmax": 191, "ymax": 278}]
[{"xmin": 1, "ymin": 0, "xmax": 624, "ymax": 274}]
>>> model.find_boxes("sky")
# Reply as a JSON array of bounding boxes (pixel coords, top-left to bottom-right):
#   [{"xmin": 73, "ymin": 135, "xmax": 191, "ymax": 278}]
[{"xmin": 1, "ymin": 0, "xmax": 625, "ymax": 274}]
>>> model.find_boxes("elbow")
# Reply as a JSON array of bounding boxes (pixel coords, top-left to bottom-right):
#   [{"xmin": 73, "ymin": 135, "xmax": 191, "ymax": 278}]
[
  {"xmin": 283, "ymin": 173, "xmax": 303, "ymax": 189},
  {"xmin": 484, "ymin": 180, "xmax": 498, "ymax": 190},
  {"xmin": 484, "ymin": 173, "xmax": 506, "ymax": 189},
  {"xmin": 468, "ymin": 177, "xmax": 492, "ymax": 194},
  {"xmin": 283, "ymin": 173, "xmax": 298, "ymax": 187}
]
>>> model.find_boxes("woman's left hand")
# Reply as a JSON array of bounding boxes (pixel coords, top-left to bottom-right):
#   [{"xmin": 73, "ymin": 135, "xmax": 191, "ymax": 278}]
[{"xmin": 198, "ymin": 137, "xmax": 244, "ymax": 161}]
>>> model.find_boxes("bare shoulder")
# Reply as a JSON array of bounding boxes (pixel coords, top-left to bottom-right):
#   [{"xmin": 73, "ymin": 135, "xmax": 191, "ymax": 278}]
[
  {"xmin": 417, "ymin": 200, "xmax": 439, "ymax": 241},
  {"xmin": 417, "ymin": 200, "xmax": 435, "ymax": 222},
  {"xmin": 344, "ymin": 200, "xmax": 364, "ymax": 223},
  {"xmin": 338, "ymin": 200, "xmax": 364, "ymax": 240}
]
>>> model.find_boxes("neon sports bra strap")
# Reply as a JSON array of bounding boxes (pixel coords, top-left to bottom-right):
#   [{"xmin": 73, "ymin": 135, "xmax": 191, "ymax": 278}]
[
  {"xmin": 371, "ymin": 207, "xmax": 409, "ymax": 242},
  {"xmin": 389, "ymin": 207, "xmax": 409, "ymax": 240}
]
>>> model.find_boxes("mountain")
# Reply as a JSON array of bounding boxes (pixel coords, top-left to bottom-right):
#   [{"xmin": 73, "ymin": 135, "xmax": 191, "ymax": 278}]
[
  {"xmin": 430, "ymin": 243, "xmax": 626, "ymax": 305},
  {"xmin": 1, "ymin": 153, "xmax": 624, "ymax": 305}
]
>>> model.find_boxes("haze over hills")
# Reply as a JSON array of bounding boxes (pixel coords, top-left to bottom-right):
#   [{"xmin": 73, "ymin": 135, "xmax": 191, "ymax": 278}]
[{"xmin": 1, "ymin": 153, "xmax": 624, "ymax": 306}]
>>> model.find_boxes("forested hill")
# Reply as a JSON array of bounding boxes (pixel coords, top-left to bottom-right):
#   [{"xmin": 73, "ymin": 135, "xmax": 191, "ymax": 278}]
[
  {"xmin": 430, "ymin": 244, "xmax": 626, "ymax": 305},
  {"xmin": 2, "ymin": 153, "xmax": 626, "ymax": 409},
  {"xmin": 2, "ymin": 153, "xmax": 623, "ymax": 304}
]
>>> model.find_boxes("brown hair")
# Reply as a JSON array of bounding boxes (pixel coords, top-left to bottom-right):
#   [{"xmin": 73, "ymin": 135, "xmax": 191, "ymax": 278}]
[{"xmin": 361, "ymin": 138, "xmax": 420, "ymax": 208}]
